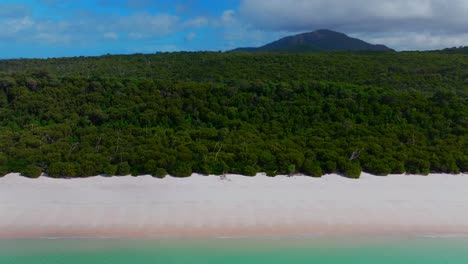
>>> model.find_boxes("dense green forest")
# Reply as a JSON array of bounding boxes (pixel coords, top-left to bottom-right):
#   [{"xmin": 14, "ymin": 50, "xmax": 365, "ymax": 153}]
[
  {"xmin": 437, "ymin": 47, "xmax": 468, "ymax": 54},
  {"xmin": 0, "ymin": 52, "xmax": 467, "ymax": 178}
]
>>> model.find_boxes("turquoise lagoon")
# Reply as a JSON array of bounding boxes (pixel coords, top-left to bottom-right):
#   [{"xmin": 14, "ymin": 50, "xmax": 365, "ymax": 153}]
[{"xmin": 1, "ymin": 236, "xmax": 468, "ymax": 264}]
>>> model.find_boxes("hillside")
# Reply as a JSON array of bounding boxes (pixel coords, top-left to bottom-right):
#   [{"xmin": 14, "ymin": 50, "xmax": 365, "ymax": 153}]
[
  {"xmin": 436, "ymin": 46, "xmax": 468, "ymax": 54},
  {"xmin": 232, "ymin": 29, "xmax": 393, "ymax": 52},
  {"xmin": 0, "ymin": 52, "xmax": 466, "ymax": 178}
]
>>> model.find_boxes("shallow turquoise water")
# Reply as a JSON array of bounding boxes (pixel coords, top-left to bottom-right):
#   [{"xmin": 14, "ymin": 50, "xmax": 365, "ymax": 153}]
[{"xmin": 1, "ymin": 237, "xmax": 468, "ymax": 264}]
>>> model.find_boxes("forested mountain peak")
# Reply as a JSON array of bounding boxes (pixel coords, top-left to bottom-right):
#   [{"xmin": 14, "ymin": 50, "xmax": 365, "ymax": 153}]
[{"xmin": 231, "ymin": 29, "xmax": 394, "ymax": 53}]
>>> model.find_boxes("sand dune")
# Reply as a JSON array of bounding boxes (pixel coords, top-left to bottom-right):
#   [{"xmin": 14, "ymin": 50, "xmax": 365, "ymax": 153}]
[{"xmin": 1, "ymin": 172, "xmax": 468, "ymax": 238}]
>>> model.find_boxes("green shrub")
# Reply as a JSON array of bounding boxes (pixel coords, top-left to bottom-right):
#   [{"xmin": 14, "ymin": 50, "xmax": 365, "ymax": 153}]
[
  {"xmin": 405, "ymin": 158, "xmax": 430, "ymax": 175},
  {"xmin": 421, "ymin": 167, "xmax": 430, "ymax": 176},
  {"xmin": 364, "ymin": 159, "xmax": 391, "ymax": 176},
  {"xmin": 323, "ymin": 161, "xmax": 337, "ymax": 174},
  {"xmin": 169, "ymin": 164, "xmax": 192, "ymax": 177},
  {"xmin": 445, "ymin": 161, "xmax": 460, "ymax": 174},
  {"xmin": 210, "ymin": 161, "xmax": 229, "ymax": 175},
  {"xmin": 0, "ymin": 166, "xmax": 9, "ymax": 177},
  {"xmin": 46, "ymin": 162, "xmax": 79, "ymax": 178},
  {"xmin": 144, "ymin": 160, "xmax": 158, "ymax": 175},
  {"xmin": 0, "ymin": 153, "xmax": 7, "ymax": 167},
  {"xmin": 79, "ymin": 160, "xmax": 99, "ymax": 177},
  {"xmin": 131, "ymin": 168, "xmax": 140, "ymax": 177},
  {"xmin": 388, "ymin": 159, "xmax": 405, "ymax": 174},
  {"xmin": 457, "ymin": 156, "xmax": 468, "ymax": 173},
  {"xmin": 103, "ymin": 164, "xmax": 117, "ymax": 176},
  {"xmin": 117, "ymin": 162, "xmax": 131, "ymax": 176},
  {"xmin": 302, "ymin": 159, "xmax": 323, "ymax": 177},
  {"xmin": 20, "ymin": 165, "xmax": 42, "ymax": 178},
  {"xmin": 343, "ymin": 162, "xmax": 362, "ymax": 179},
  {"xmin": 5, "ymin": 159, "xmax": 27, "ymax": 174},
  {"xmin": 242, "ymin": 165, "xmax": 257, "ymax": 176},
  {"xmin": 153, "ymin": 168, "xmax": 168, "ymax": 179}
]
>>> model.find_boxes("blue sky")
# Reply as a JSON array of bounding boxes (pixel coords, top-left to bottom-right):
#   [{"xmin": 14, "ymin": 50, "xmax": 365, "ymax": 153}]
[{"xmin": 1, "ymin": 0, "xmax": 468, "ymax": 58}]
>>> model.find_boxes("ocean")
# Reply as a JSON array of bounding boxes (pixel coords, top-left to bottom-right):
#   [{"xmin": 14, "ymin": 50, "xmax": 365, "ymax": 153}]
[{"xmin": 1, "ymin": 236, "xmax": 468, "ymax": 264}]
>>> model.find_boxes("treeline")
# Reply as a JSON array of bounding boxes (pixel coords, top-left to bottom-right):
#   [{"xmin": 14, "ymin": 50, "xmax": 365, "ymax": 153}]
[
  {"xmin": 0, "ymin": 52, "xmax": 467, "ymax": 178},
  {"xmin": 436, "ymin": 47, "xmax": 468, "ymax": 55},
  {"xmin": 1, "ymin": 52, "xmax": 467, "ymax": 94}
]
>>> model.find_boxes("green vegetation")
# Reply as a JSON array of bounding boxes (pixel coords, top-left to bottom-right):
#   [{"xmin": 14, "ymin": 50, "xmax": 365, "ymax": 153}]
[
  {"xmin": 0, "ymin": 52, "xmax": 466, "ymax": 178},
  {"xmin": 20, "ymin": 164, "xmax": 42, "ymax": 178},
  {"xmin": 436, "ymin": 46, "xmax": 468, "ymax": 55}
]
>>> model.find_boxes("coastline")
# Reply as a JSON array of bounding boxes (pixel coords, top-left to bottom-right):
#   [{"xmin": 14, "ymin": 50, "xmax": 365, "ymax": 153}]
[{"xmin": 1, "ymin": 172, "xmax": 468, "ymax": 239}]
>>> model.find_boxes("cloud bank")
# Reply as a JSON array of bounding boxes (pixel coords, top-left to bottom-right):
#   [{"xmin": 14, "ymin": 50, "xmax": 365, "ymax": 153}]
[
  {"xmin": 0, "ymin": 11, "xmax": 209, "ymax": 51},
  {"xmin": 239, "ymin": 0, "xmax": 468, "ymax": 50}
]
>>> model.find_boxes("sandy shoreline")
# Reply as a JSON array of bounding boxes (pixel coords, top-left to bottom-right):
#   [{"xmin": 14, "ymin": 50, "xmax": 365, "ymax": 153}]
[{"xmin": 1, "ymin": 172, "xmax": 468, "ymax": 239}]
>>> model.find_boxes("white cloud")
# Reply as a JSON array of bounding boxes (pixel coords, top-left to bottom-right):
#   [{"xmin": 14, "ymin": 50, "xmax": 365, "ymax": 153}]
[
  {"xmin": 237, "ymin": 0, "xmax": 468, "ymax": 50},
  {"xmin": 127, "ymin": 44, "xmax": 179, "ymax": 53},
  {"xmin": 128, "ymin": 32, "xmax": 150, "ymax": 39},
  {"xmin": 6, "ymin": 17, "xmax": 34, "ymax": 33},
  {"xmin": 103, "ymin": 32, "xmax": 118, "ymax": 40},
  {"xmin": 359, "ymin": 32, "xmax": 468, "ymax": 50},
  {"xmin": 221, "ymin": 10, "xmax": 236, "ymax": 25},
  {"xmin": 0, "ymin": 16, "xmax": 40, "ymax": 42},
  {"xmin": 34, "ymin": 32, "xmax": 72, "ymax": 44},
  {"xmin": 185, "ymin": 32, "xmax": 197, "ymax": 41},
  {"xmin": 0, "ymin": 9, "xmax": 212, "ymax": 46},
  {"xmin": 239, "ymin": 0, "xmax": 468, "ymax": 31},
  {"xmin": 214, "ymin": 9, "xmax": 292, "ymax": 51},
  {"xmin": 0, "ymin": 3, "xmax": 31, "ymax": 18},
  {"xmin": 0, "ymin": 15, "xmax": 76, "ymax": 45},
  {"xmin": 117, "ymin": 13, "xmax": 180, "ymax": 38},
  {"xmin": 184, "ymin": 17, "xmax": 209, "ymax": 28}
]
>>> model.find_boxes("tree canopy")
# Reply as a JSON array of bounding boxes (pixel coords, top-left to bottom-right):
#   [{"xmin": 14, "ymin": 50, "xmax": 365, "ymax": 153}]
[{"xmin": 0, "ymin": 52, "xmax": 466, "ymax": 178}]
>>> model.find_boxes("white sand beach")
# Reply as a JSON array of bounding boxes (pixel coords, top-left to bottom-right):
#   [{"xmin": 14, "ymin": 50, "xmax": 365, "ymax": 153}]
[{"xmin": 1, "ymin": 172, "xmax": 468, "ymax": 239}]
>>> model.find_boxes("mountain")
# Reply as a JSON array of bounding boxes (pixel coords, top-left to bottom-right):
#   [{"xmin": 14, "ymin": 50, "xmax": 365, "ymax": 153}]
[{"xmin": 231, "ymin": 29, "xmax": 393, "ymax": 53}]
